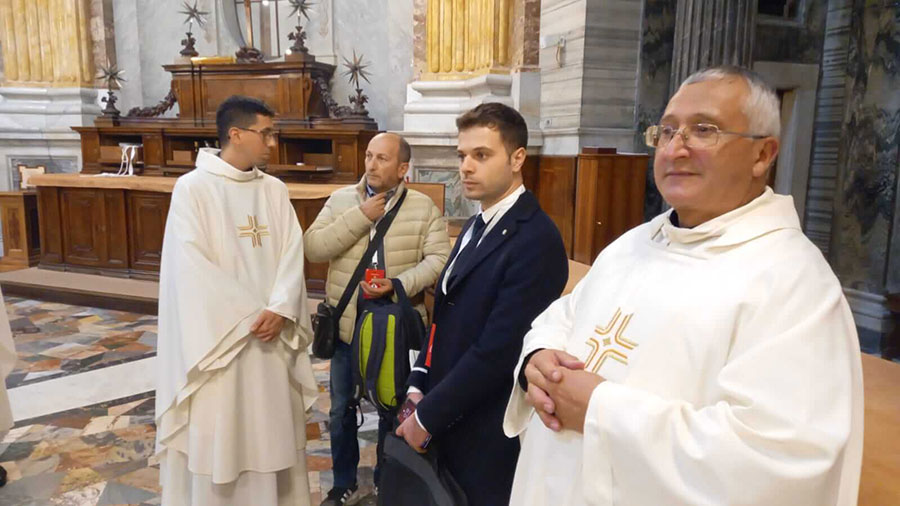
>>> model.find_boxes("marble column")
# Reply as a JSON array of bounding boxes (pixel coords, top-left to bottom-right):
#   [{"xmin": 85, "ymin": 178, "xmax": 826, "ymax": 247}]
[
  {"xmin": 0, "ymin": 0, "xmax": 101, "ymax": 196},
  {"xmin": 0, "ymin": 0, "xmax": 96, "ymax": 87},
  {"xmin": 423, "ymin": 0, "xmax": 512, "ymax": 78},
  {"xmin": 538, "ymin": 0, "xmax": 644, "ymax": 155},
  {"xmin": 403, "ymin": 0, "xmax": 540, "ymax": 217},
  {"xmin": 669, "ymin": 0, "xmax": 757, "ymax": 92},
  {"xmin": 804, "ymin": 0, "xmax": 853, "ymax": 257}
]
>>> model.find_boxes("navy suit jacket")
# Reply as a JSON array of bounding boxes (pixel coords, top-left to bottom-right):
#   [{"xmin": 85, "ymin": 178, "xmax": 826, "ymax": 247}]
[{"xmin": 408, "ymin": 190, "xmax": 568, "ymax": 505}]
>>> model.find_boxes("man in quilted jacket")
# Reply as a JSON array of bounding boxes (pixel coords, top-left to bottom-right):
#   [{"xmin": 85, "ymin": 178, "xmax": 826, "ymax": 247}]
[{"xmin": 305, "ymin": 132, "xmax": 450, "ymax": 505}]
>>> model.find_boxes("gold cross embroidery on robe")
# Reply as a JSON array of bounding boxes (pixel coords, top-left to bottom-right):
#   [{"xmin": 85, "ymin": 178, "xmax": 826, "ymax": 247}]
[
  {"xmin": 584, "ymin": 307, "xmax": 638, "ymax": 373},
  {"xmin": 237, "ymin": 215, "xmax": 270, "ymax": 248}
]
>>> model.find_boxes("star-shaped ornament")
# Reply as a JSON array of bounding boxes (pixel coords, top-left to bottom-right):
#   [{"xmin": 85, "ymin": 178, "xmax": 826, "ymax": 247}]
[
  {"xmin": 287, "ymin": 0, "xmax": 315, "ymax": 21},
  {"xmin": 341, "ymin": 50, "xmax": 371, "ymax": 89},
  {"xmin": 179, "ymin": 0, "xmax": 209, "ymax": 29},
  {"xmin": 97, "ymin": 62, "xmax": 126, "ymax": 88}
]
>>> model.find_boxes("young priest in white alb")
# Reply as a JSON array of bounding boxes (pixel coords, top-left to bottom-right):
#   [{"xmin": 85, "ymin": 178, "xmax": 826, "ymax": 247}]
[{"xmin": 156, "ymin": 96, "xmax": 317, "ymax": 505}]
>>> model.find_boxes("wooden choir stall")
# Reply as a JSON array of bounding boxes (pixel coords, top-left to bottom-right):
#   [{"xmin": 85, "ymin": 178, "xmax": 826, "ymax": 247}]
[
  {"xmin": 24, "ymin": 52, "xmax": 651, "ymax": 294},
  {"xmin": 29, "ymin": 55, "xmax": 382, "ymax": 293}
]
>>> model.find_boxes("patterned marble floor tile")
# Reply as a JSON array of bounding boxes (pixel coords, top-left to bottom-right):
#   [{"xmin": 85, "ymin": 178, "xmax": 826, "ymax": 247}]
[
  {"xmin": 107, "ymin": 467, "xmax": 159, "ymax": 494},
  {"xmin": 96, "ymin": 481, "xmax": 156, "ymax": 505},
  {"xmin": 4, "ymin": 297, "xmax": 158, "ymax": 389},
  {"xmin": 0, "ymin": 300, "xmax": 393, "ymax": 505},
  {"xmin": 48, "ymin": 480, "xmax": 106, "ymax": 506},
  {"xmin": 16, "ymin": 425, "xmax": 82, "ymax": 444},
  {"xmin": 17, "ymin": 455, "xmax": 61, "ymax": 479},
  {"xmin": 81, "ymin": 416, "xmax": 132, "ymax": 437},
  {"xmin": 0, "ymin": 471, "xmax": 66, "ymax": 502},
  {"xmin": 107, "ymin": 399, "xmax": 149, "ymax": 418},
  {"xmin": 0, "ymin": 460, "xmax": 22, "ymax": 481}
]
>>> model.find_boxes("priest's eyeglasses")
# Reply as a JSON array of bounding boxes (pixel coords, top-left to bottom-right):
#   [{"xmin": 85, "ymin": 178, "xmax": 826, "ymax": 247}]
[
  {"xmin": 238, "ymin": 127, "xmax": 278, "ymax": 141},
  {"xmin": 644, "ymin": 123, "xmax": 768, "ymax": 149}
]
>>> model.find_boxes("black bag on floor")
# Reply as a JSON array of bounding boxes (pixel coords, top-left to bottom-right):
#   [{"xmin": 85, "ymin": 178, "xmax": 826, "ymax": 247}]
[{"xmin": 377, "ymin": 434, "xmax": 468, "ymax": 506}]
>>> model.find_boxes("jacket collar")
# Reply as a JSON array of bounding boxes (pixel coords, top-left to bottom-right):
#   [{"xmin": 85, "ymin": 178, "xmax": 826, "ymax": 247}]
[
  {"xmin": 441, "ymin": 190, "xmax": 540, "ymax": 295},
  {"xmin": 355, "ymin": 175, "xmax": 407, "ymax": 212}
]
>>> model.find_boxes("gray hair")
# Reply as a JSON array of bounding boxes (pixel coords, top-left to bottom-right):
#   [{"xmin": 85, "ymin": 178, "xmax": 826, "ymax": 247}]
[{"xmin": 679, "ymin": 66, "xmax": 781, "ymax": 140}]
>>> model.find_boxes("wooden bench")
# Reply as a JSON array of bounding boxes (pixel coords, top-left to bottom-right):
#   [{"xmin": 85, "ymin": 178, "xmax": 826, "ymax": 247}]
[{"xmin": 860, "ymin": 353, "xmax": 900, "ymax": 503}]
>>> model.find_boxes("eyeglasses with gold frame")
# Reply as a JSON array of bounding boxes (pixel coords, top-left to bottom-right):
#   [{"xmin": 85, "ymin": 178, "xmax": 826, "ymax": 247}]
[
  {"xmin": 644, "ymin": 123, "xmax": 768, "ymax": 149},
  {"xmin": 236, "ymin": 126, "xmax": 278, "ymax": 141}
]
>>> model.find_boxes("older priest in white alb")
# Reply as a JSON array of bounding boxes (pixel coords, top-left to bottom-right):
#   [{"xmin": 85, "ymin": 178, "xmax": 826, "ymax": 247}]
[
  {"xmin": 505, "ymin": 67, "xmax": 864, "ymax": 505},
  {"xmin": 156, "ymin": 96, "xmax": 317, "ymax": 505}
]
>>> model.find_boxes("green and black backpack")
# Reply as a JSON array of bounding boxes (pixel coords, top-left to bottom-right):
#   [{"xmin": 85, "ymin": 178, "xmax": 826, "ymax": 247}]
[{"xmin": 351, "ymin": 278, "xmax": 425, "ymax": 414}]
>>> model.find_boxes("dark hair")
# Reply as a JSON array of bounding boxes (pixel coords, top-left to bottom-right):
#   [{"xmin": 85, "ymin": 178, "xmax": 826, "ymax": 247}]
[
  {"xmin": 397, "ymin": 135, "xmax": 412, "ymax": 164},
  {"xmin": 456, "ymin": 102, "xmax": 528, "ymax": 155},
  {"xmin": 216, "ymin": 95, "xmax": 275, "ymax": 146}
]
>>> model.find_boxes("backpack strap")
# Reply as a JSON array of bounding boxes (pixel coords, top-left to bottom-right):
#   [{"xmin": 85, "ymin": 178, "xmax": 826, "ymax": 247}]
[
  {"xmin": 391, "ymin": 278, "xmax": 426, "ymax": 351},
  {"xmin": 350, "ymin": 310, "xmax": 369, "ymax": 406},
  {"xmin": 365, "ymin": 311, "xmax": 391, "ymax": 412},
  {"xmin": 333, "ymin": 189, "xmax": 409, "ymax": 323}
]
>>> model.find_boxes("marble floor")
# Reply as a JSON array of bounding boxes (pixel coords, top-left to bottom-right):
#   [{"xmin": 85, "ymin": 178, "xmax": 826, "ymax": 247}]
[
  {"xmin": 0, "ymin": 297, "xmax": 378, "ymax": 506},
  {"xmin": 4, "ymin": 297, "xmax": 157, "ymax": 389}
]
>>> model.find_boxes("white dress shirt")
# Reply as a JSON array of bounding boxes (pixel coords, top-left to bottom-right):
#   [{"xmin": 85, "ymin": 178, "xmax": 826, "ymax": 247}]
[{"xmin": 440, "ymin": 184, "xmax": 526, "ymax": 294}]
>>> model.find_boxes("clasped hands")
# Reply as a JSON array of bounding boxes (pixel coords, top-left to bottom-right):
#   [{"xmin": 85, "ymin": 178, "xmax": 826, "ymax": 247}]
[
  {"xmin": 524, "ymin": 349, "xmax": 604, "ymax": 434},
  {"xmin": 250, "ymin": 309, "xmax": 286, "ymax": 342}
]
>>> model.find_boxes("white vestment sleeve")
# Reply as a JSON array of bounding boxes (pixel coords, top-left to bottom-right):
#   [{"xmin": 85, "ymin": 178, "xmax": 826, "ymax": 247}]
[
  {"xmin": 581, "ymin": 265, "xmax": 864, "ymax": 505},
  {"xmin": 265, "ymin": 183, "xmax": 318, "ymax": 411},
  {"xmin": 503, "ymin": 269, "xmax": 591, "ymax": 437},
  {"xmin": 266, "ymin": 184, "xmax": 311, "ymax": 333}
]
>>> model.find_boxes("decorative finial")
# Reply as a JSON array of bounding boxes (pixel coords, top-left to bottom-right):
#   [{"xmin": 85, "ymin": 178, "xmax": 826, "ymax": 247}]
[
  {"xmin": 178, "ymin": 0, "xmax": 208, "ymax": 58},
  {"xmin": 341, "ymin": 51, "xmax": 372, "ymax": 117},
  {"xmin": 287, "ymin": 0, "xmax": 314, "ymax": 21},
  {"xmin": 286, "ymin": 0, "xmax": 316, "ymax": 60},
  {"xmin": 179, "ymin": 0, "xmax": 209, "ymax": 29},
  {"xmin": 97, "ymin": 61, "xmax": 126, "ymax": 118},
  {"xmin": 97, "ymin": 62, "xmax": 126, "ymax": 89},
  {"xmin": 341, "ymin": 50, "xmax": 372, "ymax": 90}
]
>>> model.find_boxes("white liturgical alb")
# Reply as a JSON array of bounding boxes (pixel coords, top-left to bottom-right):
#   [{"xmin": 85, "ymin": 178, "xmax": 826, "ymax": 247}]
[
  {"xmin": 505, "ymin": 188, "xmax": 864, "ymax": 506},
  {"xmin": 156, "ymin": 149, "xmax": 317, "ymax": 505}
]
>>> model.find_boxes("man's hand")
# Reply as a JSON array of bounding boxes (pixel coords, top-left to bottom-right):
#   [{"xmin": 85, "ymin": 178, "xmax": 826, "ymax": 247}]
[
  {"xmin": 544, "ymin": 368, "xmax": 604, "ymax": 434},
  {"xmin": 523, "ymin": 349, "xmax": 584, "ymax": 432},
  {"xmin": 249, "ymin": 310, "xmax": 286, "ymax": 342},
  {"xmin": 360, "ymin": 192, "xmax": 387, "ymax": 222},
  {"xmin": 396, "ymin": 408, "xmax": 430, "ymax": 453},
  {"xmin": 360, "ymin": 278, "xmax": 394, "ymax": 299}
]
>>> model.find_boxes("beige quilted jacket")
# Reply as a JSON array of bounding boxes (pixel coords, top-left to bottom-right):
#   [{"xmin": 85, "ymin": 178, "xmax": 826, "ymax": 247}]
[{"xmin": 304, "ymin": 177, "xmax": 451, "ymax": 344}]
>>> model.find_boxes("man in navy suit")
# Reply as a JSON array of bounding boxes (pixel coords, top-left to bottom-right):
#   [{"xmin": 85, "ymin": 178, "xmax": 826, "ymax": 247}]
[{"xmin": 396, "ymin": 102, "xmax": 569, "ymax": 505}]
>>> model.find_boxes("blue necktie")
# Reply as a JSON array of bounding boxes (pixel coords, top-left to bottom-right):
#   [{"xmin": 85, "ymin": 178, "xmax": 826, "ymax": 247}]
[{"xmin": 448, "ymin": 214, "xmax": 487, "ymax": 287}]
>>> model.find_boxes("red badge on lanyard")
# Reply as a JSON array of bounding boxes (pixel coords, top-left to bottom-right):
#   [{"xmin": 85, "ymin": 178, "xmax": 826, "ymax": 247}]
[
  {"xmin": 363, "ymin": 268, "xmax": 385, "ymax": 299},
  {"xmin": 425, "ymin": 323, "xmax": 437, "ymax": 367}
]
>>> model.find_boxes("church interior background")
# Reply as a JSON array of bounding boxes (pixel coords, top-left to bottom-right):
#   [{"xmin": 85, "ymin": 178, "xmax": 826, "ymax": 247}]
[{"xmin": 0, "ymin": 0, "xmax": 897, "ymax": 504}]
